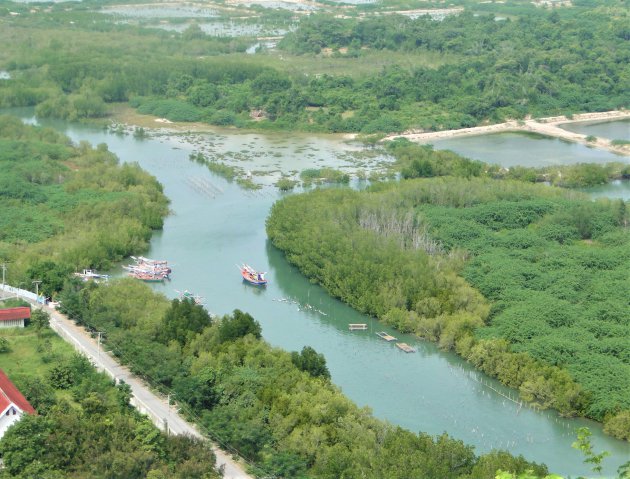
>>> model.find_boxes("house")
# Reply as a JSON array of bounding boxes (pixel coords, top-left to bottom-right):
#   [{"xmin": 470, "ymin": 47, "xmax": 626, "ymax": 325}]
[
  {"xmin": 0, "ymin": 307, "xmax": 30, "ymax": 329},
  {"xmin": 0, "ymin": 369, "xmax": 36, "ymax": 439}
]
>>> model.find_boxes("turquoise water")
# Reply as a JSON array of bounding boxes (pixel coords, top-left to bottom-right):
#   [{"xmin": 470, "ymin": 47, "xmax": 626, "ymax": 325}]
[{"xmin": 6, "ymin": 109, "xmax": 629, "ymax": 476}]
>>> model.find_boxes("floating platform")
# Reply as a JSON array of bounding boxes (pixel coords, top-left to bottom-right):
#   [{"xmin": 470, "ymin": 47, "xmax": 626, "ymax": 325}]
[
  {"xmin": 396, "ymin": 342, "xmax": 416, "ymax": 353},
  {"xmin": 376, "ymin": 331, "xmax": 397, "ymax": 341},
  {"xmin": 349, "ymin": 323, "xmax": 368, "ymax": 331}
]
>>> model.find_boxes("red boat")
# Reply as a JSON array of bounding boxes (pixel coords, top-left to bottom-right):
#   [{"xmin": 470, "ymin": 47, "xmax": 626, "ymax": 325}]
[{"xmin": 239, "ymin": 264, "xmax": 267, "ymax": 285}]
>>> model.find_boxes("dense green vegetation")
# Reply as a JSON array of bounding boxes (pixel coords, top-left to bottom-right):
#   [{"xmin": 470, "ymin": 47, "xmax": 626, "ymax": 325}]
[
  {"xmin": 0, "ymin": 115, "xmax": 168, "ymax": 298},
  {"xmin": 266, "ymin": 177, "xmax": 630, "ymax": 440},
  {"xmin": 53, "ymin": 278, "xmax": 548, "ymax": 478},
  {"xmin": 279, "ymin": 7, "xmax": 630, "ymax": 130},
  {"xmin": 0, "ymin": 315, "xmax": 220, "ymax": 479},
  {"xmin": 1, "ymin": 1, "xmax": 628, "ymax": 133}
]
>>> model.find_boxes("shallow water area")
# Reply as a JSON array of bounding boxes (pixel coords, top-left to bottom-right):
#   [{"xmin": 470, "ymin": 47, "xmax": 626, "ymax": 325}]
[
  {"xmin": 160, "ymin": 128, "xmax": 392, "ymax": 184},
  {"xmin": 583, "ymin": 179, "xmax": 630, "ymax": 200},
  {"xmin": 100, "ymin": 5, "xmax": 220, "ymax": 18},
  {"xmin": 152, "ymin": 20, "xmax": 287, "ymax": 37},
  {"xmin": 4, "ymin": 107, "xmax": 630, "ymax": 476},
  {"xmin": 429, "ymin": 131, "xmax": 626, "ymax": 167},
  {"xmin": 231, "ymin": 0, "xmax": 319, "ymax": 11},
  {"xmin": 560, "ymin": 119, "xmax": 630, "ymax": 142}
]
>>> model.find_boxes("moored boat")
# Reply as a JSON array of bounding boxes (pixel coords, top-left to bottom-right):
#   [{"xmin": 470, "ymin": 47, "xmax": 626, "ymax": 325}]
[
  {"xmin": 125, "ymin": 255, "xmax": 171, "ymax": 281},
  {"xmin": 127, "ymin": 271, "xmax": 166, "ymax": 282},
  {"xmin": 74, "ymin": 269, "xmax": 110, "ymax": 283},
  {"xmin": 239, "ymin": 263, "xmax": 267, "ymax": 285},
  {"xmin": 176, "ymin": 289, "xmax": 204, "ymax": 305}
]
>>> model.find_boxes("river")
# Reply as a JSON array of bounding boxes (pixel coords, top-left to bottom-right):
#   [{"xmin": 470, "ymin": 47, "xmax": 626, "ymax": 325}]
[{"xmin": 6, "ymin": 108, "xmax": 629, "ymax": 477}]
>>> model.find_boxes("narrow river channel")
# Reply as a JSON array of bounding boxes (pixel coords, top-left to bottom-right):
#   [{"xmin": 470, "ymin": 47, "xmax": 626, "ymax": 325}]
[{"xmin": 7, "ymin": 108, "xmax": 630, "ymax": 476}]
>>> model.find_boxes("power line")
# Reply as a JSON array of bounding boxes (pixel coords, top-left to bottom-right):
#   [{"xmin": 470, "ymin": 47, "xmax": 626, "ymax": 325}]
[
  {"xmin": 1, "ymin": 262, "xmax": 8, "ymax": 287},
  {"xmin": 50, "ymin": 300, "xmax": 267, "ymax": 475}
]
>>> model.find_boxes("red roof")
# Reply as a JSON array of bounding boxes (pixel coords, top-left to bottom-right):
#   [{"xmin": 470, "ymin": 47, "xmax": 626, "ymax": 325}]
[
  {"xmin": 0, "ymin": 369, "xmax": 36, "ymax": 415},
  {"xmin": 0, "ymin": 307, "xmax": 30, "ymax": 322}
]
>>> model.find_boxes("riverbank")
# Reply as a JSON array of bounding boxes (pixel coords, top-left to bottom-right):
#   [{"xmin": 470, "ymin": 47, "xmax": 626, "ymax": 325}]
[
  {"xmin": 114, "ymin": 104, "xmax": 630, "ymax": 158},
  {"xmin": 383, "ymin": 110, "xmax": 630, "ymax": 156}
]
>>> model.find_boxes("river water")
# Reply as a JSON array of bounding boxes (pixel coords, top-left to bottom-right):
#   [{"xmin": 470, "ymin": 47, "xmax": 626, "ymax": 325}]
[{"xmin": 6, "ymin": 109, "xmax": 629, "ymax": 476}]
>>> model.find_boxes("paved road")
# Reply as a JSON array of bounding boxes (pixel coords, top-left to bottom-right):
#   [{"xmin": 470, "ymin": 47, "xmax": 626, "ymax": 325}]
[{"xmin": 1, "ymin": 289, "xmax": 252, "ymax": 479}]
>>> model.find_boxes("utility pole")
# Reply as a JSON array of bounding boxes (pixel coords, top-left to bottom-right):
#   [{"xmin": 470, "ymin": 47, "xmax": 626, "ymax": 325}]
[
  {"xmin": 96, "ymin": 331, "xmax": 104, "ymax": 359},
  {"xmin": 1, "ymin": 262, "xmax": 7, "ymax": 288},
  {"xmin": 32, "ymin": 280, "xmax": 42, "ymax": 303}
]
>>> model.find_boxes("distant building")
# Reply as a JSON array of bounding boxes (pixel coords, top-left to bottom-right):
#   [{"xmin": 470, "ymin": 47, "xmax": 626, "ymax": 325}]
[
  {"xmin": 0, "ymin": 307, "xmax": 30, "ymax": 329},
  {"xmin": 0, "ymin": 369, "xmax": 36, "ymax": 439}
]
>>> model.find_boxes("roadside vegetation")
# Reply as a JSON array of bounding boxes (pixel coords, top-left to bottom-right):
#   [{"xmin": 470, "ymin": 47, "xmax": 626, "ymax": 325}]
[
  {"xmin": 0, "ymin": 311, "xmax": 221, "ymax": 479},
  {"xmin": 266, "ymin": 175, "xmax": 630, "ymax": 441}
]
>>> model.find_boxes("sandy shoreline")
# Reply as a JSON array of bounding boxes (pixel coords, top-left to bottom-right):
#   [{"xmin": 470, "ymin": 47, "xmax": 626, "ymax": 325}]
[
  {"xmin": 112, "ymin": 105, "xmax": 630, "ymax": 157},
  {"xmin": 382, "ymin": 110, "xmax": 630, "ymax": 156}
]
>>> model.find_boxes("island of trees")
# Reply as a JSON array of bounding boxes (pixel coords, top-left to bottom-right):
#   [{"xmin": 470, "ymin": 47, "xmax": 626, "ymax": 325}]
[{"xmin": 266, "ymin": 164, "xmax": 630, "ymax": 442}]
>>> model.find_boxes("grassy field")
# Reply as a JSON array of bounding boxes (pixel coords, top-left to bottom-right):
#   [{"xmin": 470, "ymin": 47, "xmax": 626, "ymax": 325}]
[
  {"xmin": 246, "ymin": 48, "xmax": 457, "ymax": 77},
  {"xmin": 0, "ymin": 321, "xmax": 75, "ymax": 379}
]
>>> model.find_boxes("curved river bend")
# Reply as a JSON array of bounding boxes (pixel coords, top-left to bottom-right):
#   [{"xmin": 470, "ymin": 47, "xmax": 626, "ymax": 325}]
[{"xmin": 9, "ymin": 110, "xmax": 630, "ymax": 477}]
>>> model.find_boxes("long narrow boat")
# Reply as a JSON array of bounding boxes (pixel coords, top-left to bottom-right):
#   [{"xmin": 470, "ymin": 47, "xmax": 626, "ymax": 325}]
[
  {"xmin": 74, "ymin": 269, "xmax": 110, "ymax": 283},
  {"xmin": 127, "ymin": 271, "xmax": 166, "ymax": 282},
  {"xmin": 125, "ymin": 255, "xmax": 171, "ymax": 281},
  {"xmin": 239, "ymin": 264, "xmax": 268, "ymax": 285}
]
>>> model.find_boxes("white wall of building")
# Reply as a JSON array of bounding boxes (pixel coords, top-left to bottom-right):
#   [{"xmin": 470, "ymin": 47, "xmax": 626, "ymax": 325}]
[{"xmin": 0, "ymin": 405, "xmax": 23, "ymax": 439}]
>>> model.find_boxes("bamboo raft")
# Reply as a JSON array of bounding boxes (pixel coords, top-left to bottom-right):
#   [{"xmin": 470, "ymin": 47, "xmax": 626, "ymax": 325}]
[
  {"xmin": 396, "ymin": 342, "xmax": 416, "ymax": 353},
  {"xmin": 349, "ymin": 323, "xmax": 368, "ymax": 331},
  {"xmin": 376, "ymin": 331, "xmax": 397, "ymax": 341}
]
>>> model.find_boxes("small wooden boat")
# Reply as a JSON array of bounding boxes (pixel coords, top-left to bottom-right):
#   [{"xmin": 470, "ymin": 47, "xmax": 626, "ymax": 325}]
[{"xmin": 239, "ymin": 263, "xmax": 267, "ymax": 285}]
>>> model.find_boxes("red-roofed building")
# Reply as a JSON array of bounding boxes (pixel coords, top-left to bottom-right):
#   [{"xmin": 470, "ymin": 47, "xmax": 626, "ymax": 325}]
[
  {"xmin": 0, "ymin": 307, "xmax": 30, "ymax": 329},
  {"xmin": 0, "ymin": 369, "xmax": 36, "ymax": 439}
]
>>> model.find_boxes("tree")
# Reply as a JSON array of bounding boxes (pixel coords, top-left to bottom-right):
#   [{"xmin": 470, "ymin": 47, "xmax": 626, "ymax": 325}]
[
  {"xmin": 217, "ymin": 309, "xmax": 262, "ymax": 343},
  {"xmin": 30, "ymin": 308, "xmax": 50, "ymax": 332},
  {"xmin": 571, "ymin": 427, "xmax": 610, "ymax": 474},
  {"xmin": 160, "ymin": 298, "xmax": 213, "ymax": 346},
  {"xmin": 48, "ymin": 363, "xmax": 76, "ymax": 389},
  {"xmin": 291, "ymin": 346, "xmax": 330, "ymax": 380}
]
